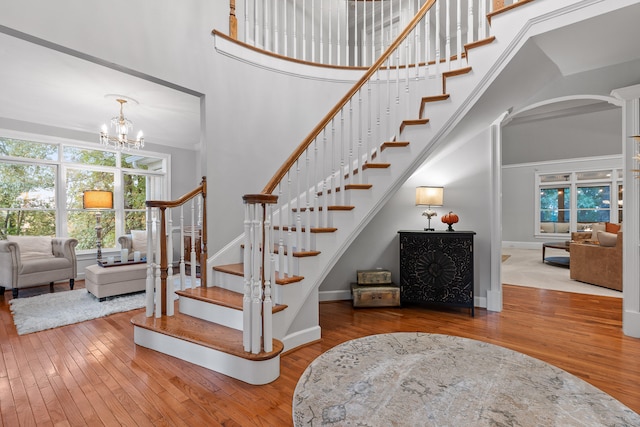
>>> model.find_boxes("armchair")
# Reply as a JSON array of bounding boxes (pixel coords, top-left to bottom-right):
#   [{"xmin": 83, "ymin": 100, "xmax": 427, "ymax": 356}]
[
  {"xmin": 569, "ymin": 231, "xmax": 622, "ymax": 291},
  {"xmin": 0, "ymin": 236, "xmax": 78, "ymax": 298}
]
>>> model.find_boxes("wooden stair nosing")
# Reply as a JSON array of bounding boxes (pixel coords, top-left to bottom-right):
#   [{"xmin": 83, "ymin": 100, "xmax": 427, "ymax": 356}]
[
  {"xmin": 400, "ymin": 118, "xmax": 430, "ymax": 134},
  {"xmin": 486, "ymin": 0, "xmax": 535, "ymax": 24},
  {"xmin": 464, "ymin": 36, "xmax": 496, "ymax": 56},
  {"xmin": 292, "ymin": 205, "xmax": 355, "ymax": 212},
  {"xmin": 362, "ymin": 162, "xmax": 390, "ymax": 170},
  {"xmin": 381, "ymin": 141, "xmax": 410, "ymax": 151},
  {"xmin": 213, "ymin": 263, "xmax": 304, "ymax": 285},
  {"xmin": 419, "ymin": 94, "xmax": 450, "ymax": 118},
  {"xmin": 273, "ymin": 247, "xmax": 321, "ymax": 258},
  {"xmin": 176, "ymin": 286, "xmax": 287, "ymax": 314},
  {"xmin": 273, "ymin": 225, "xmax": 337, "ymax": 233},
  {"xmin": 240, "ymin": 242, "xmax": 322, "ymax": 257},
  {"xmin": 317, "ymin": 183, "xmax": 372, "ymax": 196},
  {"xmin": 131, "ymin": 312, "xmax": 284, "ymax": 361},
  {"xmin": 442, "ymin": 66, "xmax": 472, "ymax": 94}
]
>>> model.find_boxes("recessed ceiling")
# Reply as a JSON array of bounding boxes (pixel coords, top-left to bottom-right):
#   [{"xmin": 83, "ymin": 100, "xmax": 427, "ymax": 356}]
[{"xmin": 0, "ymin": 30, "xmax": 201, "ymax": 150}]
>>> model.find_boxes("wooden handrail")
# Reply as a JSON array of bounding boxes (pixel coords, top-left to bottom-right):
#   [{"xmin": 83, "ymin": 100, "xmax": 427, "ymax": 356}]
[{"xmin": 259, "ymin": 0, "xmax": 437, "ymax": 195}]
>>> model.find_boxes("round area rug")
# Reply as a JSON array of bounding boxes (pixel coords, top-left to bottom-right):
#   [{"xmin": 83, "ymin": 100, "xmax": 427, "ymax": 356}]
[{"xmin": 293, "ymin": 333, "xmax": 640, "ymax": 426}]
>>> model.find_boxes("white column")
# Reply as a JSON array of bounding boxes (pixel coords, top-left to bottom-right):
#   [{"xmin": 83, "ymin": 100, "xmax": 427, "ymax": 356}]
[{"xmin": 611, "ymin": 84, "xmax": 640, "ymax": 338}]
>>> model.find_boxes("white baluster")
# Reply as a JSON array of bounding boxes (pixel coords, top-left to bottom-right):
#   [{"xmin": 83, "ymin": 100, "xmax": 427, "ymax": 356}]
[
  {"xmin": 305, "ymin": 148, "xmax": 311, "ymax": 251},
  {"xmin": 166, "ymin": 210, "xmax": 174, "ymax": 316},
  {"xmin": 311, "ymin": 0, "xmax": 315, "ymax": 62},
  {"xmin": 244, "ymin": 0, "xmax": 249, "ymax": 45},
  {"xmin": 354, "ymin": 0, "xmax": 359, "ymax": 66},
  {"xmin": 293, "ymin": 0, "xmax": 297, "ymax": 59},
  {"xmin": 251, "ymin": 207, "xmax": 262, "ymax": 354},
  {"xmin": 435, "ymin": 0, "xmax": 441, "ymax": 75},
  {"xmin": 456, "ymin": 0, "xmax": 463, "ymax": 67},
  {"xmin": 283, "ymin": 0, "xmax": 288, "ymax": 57},
  {"xmin": 322, "ymin": 129, "xmax": 329, "ymax": 228},
  {"xmin": 253, "ymin": 0, "xmax": 258, "ymax": 47},
  {"xmin": 319, "ymin": 1, "xmax": 324, "ymax": 63},
  {"xmin": 179, "ymin": 205, "xmax": 186, "ymax": 291},
  {"xmin": 263, "ymin": 209, "xmax": 273, "ymax": 353},
  {"xmin": 274, "ymin": 0, "xmax": 279, "ymax": 54},
  {"xmin": 154, "ymin": 214, "xmax": 162, "ymax": 318},
  {"xmin": 190, "ymin": 199, "xmax": 197, "ymax": 289},
  {"xmin": 302, "ymin": 0, "xmax": 306, "ymax": 61},
  {"xmin": 145, "ymin": 206, "xmax": 154, "ymax": 317},
  {"xmin": 243, "ymin": 203, "xmax": 252, "ymax": 352}
]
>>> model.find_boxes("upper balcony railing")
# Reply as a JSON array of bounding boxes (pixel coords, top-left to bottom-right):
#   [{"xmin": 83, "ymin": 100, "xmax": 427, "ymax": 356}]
[{"xmin": 228, "ymin": 0, "xmax": 526, "ymax": 67}]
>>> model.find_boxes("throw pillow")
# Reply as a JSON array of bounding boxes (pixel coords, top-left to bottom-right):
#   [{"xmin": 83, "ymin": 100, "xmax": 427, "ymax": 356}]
[
  {"xmin": 131, "ymin": 230, "xmax": 148, "ymax": 252},
  {"xmin": 597, "ymin": 231, "xmax": 618, "ymax": 247},
  {"xmin": 7, "ymin": 235, "xmax": 53, "ymax": 259},
  {"xmin": 605, "ymin": 222, "xmax": 621, "ymax": 233},
  {"xmin": 592, "ymin": 222, "xmax": 606, "ymax": 234}
]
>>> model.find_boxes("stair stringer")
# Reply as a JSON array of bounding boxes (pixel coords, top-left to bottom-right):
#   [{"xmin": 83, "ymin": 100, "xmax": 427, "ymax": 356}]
[{"xmin": 206, "ymin": 0, "xmax": 630, "ymax": 355}]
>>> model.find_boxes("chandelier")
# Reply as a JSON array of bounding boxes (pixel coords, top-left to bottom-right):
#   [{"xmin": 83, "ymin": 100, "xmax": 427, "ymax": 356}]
[{"xmin": 99, "ymin": 98, "xmax": 144, "ymax": 150}]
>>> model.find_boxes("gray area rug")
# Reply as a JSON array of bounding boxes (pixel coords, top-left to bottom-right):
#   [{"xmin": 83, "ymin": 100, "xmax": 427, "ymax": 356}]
[
  {"xmin": 293, "ymin": 332, "xmax": 640, "ymax": 426},
  {"xmin": 10, "ymin": 288, "xmax": 146, "ymax": 335},
  {"xmin": 10, "ymin": 277, "xmax": 191, "ymax": 335}
]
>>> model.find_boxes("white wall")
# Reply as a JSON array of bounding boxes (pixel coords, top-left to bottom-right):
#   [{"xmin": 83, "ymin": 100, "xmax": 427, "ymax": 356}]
[{"xmin": 321, "ymin": 128, "xmax": 493, "ymax": 305}]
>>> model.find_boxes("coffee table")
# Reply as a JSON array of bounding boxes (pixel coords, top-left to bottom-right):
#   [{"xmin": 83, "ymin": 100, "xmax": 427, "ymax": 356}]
[{"xmin": 542, "ymin": 241, "xmax": 570, "ymax": 267}]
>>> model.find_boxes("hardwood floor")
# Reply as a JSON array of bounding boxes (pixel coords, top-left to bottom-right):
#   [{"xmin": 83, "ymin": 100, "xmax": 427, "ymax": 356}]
[{"xmin": 1, "ymin": 282, "xmax": 639, "ymax": 426}]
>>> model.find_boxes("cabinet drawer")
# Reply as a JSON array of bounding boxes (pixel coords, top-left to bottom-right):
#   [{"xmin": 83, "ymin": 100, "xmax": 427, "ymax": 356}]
[{"xmin": 351, "ymin": 284, "xmax": 400, "ymax": 308}]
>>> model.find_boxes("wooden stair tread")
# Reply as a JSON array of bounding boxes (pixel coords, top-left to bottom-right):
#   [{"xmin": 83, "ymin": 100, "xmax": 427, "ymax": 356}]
[
  {"xmin": 400, "ymin": 118, "xmax": 430, "ymax": 134},
  {"xmin": 273, "ymin": 247, "xmax": 321, "ymax": 257},
  {"xmin": 131, "ymin": 312, "xmax": 284, "ymax": 361},
  {"xmin": 317, "ymin": 183, "xmax": 373, "ymax": 196},
  {"xmin": 420, "ymin": 94, "xmax": 450, "ymax": 118},
  {"xmin": 465, "ymin": 36, "xmax": 496, "ymax": 53},
  {"xmin": 442, "ymin": 66, "xmax": 472, "ymax": 93},
  {"xmin": 363, "ymin": 162, "xmax": 390, "ymax": 169},
  {"xmin": 292, "ymin": 205, "xmax": 355, "ymax": 212},
  {"xmin": 381, "ymin": 141, "xmax": 410, "ymax": 150},
  {"xmin": 213, "ymin": 263, "xmax": 304, "ymax": 285},
  {"xmin": 273, "ymin": 225, "xmax": 337, "ymax": 233},
  {"xmin": 176, "ymin": 286, "xmax": 287, "ymax": 314}
]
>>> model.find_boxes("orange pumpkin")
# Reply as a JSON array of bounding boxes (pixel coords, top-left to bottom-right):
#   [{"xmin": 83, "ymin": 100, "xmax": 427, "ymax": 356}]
[{"xmin": 441, "ymin": 211, "xmax": 459, "ymax": 225}]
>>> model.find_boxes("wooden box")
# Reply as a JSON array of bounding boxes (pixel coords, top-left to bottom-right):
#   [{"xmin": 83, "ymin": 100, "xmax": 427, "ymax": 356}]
[
  {"xmin": 356, "ymin": 269, "xmax": 392, "ymax": 285},
  {"xmin": 351, "ymin": 283, "xmax": 400, "ymax": 308}
]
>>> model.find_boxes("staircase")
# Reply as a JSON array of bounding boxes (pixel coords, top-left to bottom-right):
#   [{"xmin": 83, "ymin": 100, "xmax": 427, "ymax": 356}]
[{"xmin": 131, "ymin": 0, "xmax": 619, "ymax": 385}]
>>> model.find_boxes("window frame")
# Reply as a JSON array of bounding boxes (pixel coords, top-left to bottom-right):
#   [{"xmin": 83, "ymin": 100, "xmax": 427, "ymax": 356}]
[
  {"xmin": 535, "ymin": 168, "xmax": 622, "ymax": 238},
  {"xmin": 0, "ymin": 131, "xmax": 170, "ymax": 255}
]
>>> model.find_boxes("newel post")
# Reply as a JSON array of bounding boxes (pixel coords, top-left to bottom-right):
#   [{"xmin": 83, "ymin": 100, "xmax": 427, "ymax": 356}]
[{"xmin": 242, "ymin": 193, "xmax": 278, "ymax": 354}]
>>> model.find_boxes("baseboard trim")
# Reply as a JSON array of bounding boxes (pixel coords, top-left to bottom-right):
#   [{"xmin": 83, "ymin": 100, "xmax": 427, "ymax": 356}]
[
  {"xmin": 623, "ymin": 310, "xmax": 640, "ymax": 338},
  {"xmin": 282, "ymin": 325, "xmax": 322, "ymax": 352},
  {"xmin": 319, "ymin": 289, "xmax": 352, "ymax": 302}
]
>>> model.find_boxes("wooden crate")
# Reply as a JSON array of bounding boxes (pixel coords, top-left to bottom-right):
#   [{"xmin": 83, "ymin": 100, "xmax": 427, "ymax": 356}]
[
  {"xmin": 356, "ymin": 269, "xmax": 392, "ymax": 285},
  {"xmin": 351, "ymin": 283, "xmax": 400, "ymax": 308}
]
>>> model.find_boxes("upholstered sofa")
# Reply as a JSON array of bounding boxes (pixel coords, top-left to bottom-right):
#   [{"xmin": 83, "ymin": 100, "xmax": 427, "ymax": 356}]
[
  {"xmin": 569, "ymin": 231, "xmax": 622, "ymax": 291},
  {"xmin": 0, "ymin": 236, "xmax": 78, "ymax": 297}
]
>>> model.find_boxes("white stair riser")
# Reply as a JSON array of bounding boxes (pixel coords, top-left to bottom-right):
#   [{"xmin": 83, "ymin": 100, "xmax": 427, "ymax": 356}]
[
  {"xmin": 179, "ymin": 297, "xmax": 243, "ymax": 330},
  {"xmin": 178, "ymin": 295, "xmax": 288, "ymax": 335},
  {"xmin": 133, "ymin": 326, "xmax": 280, "ymax": 385},
  {"xmin": 212, "ymin": 270, "xmax": 245, "ymax": 293}
]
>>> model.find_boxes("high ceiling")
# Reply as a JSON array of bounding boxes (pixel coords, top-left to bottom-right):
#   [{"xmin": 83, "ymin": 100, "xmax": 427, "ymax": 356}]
[
  {"xmin": 0, "ymin": 30, "xmax": 201, "ymax": 151},
  {"xmin": 0, "ymin": 2, "xmax": 639, "ymax": 153}
]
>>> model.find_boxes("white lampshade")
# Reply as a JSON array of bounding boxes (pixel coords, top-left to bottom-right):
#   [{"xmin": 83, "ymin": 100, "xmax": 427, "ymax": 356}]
[{"xmin": 415, "ymin": 186, "xmax": 444, "ymax": 206}]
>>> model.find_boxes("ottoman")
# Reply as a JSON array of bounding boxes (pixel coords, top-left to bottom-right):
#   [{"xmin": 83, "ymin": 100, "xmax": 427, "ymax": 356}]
[{"xmin": 85, "ymin": 263, "xmax": 148, "ymax": 301}]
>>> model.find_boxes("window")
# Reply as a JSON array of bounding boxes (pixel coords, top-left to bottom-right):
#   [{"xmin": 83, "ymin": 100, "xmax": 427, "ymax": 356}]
[
  {"xmin": 0, "ymin": 135, "xmax": 168, "ymax": 253},
  {"xmin": 536, "ymin": 169, "xmax": 622, "ymax": 235}
]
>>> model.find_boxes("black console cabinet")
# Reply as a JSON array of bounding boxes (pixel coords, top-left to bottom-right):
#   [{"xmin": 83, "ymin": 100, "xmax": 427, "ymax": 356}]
[{"xmin": 398, "ymin": 230, "xmax": 475, "ymax": 316}]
